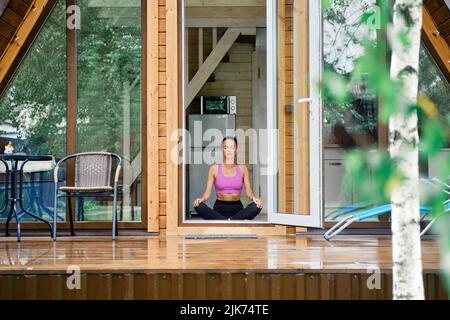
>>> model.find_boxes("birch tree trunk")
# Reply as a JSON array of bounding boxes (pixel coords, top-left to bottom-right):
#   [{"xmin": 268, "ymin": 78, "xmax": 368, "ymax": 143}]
[{"xmin": 389, "ymin": 0, "xmax": 424, "ymax": 300}]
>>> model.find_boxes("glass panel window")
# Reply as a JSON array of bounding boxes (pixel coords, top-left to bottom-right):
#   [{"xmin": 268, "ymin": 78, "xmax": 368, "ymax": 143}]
[
  {"xmin": 323, "ymin": 1, "xmax": 450, "ymax": 223},
  {"xmin": 418, "ymin": 42, "xmax": 450, "ymax": 191},
  {"xmin": 418, "ymin": 43, "xmax": 450, "ymax": 126},
  {"xmin": 0, "ymin": 1, "xmax": 66, "ymax": 157},
  {"xmin": 76, "ymin": 0, "xmax": 142, "ymax": 222},
  {"xmin": 322, "ymin": 0, "xmax": 380, "ymax": 221},
  {"xmin": 0, "ymin": 1, "xmax": 67, "ymax": 222}
]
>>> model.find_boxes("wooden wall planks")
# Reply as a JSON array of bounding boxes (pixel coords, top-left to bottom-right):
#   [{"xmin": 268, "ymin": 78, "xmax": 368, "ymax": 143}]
[{"xmin": 0, "ymin": 272, "xmax": 447, "ymax": 299}]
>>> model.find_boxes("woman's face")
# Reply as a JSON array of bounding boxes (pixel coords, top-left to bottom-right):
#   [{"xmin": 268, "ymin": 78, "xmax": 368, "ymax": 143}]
[{"xmin": 222, "ymin": 139, "xmax": 237, "ymax": 160}]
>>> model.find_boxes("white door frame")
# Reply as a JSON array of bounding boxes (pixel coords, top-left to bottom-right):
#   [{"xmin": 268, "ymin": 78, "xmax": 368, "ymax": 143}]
[{"xmin": 267, "ymin": 0, "xmax": 324, "ymax": 228}]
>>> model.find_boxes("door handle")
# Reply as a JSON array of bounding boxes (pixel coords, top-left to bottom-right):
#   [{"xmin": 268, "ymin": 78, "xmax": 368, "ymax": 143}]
[
  {"xmin": 286, "ymin": 98, "xmax": 312, "ymax": 113},
  {"xmin": 297, "ymin": 97, "xmax": 312, "ymax": 104}
]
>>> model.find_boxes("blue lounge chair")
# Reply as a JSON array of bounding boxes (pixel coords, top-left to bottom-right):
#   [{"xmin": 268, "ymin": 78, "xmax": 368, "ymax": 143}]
[
  {"xmin": 324, "ymin": 178, "xmax": 449, "ymax": 240},
  {"xmin": 324, "ymin": 202, "xmax": 450, "ymax": 240},
  {"xmin": 326, "ymin": 203, "xmax": 367, "ymax": 221}
]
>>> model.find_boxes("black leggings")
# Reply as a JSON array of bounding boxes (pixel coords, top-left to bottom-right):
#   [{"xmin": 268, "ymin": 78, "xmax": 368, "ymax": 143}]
[{"xmin": 194, "ymin": 200, "xmax": 261, "ymax": 220}]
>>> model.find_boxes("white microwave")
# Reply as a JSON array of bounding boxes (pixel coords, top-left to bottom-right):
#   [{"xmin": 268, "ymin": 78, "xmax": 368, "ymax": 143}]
[{"xmin": 200, "ymin": 96, "xmax": 237, "ymax": 115}]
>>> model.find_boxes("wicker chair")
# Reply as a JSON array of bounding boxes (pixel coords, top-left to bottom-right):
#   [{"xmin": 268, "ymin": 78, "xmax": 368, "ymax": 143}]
[
  {"xmin": 52, "ymin": 152, "xmax": 122, "ymax": 240},
  {"xmin": 75, "ymin": 156, "xmax": 136, "ymax": 222}
]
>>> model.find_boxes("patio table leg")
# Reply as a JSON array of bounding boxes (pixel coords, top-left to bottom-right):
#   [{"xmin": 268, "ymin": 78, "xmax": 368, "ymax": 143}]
[
  {"xmin": 17, "ymin": 200, "xmax": 53, "ymax": 237},
  {"xmin": 5, "ymin": 201, "xmax": 14, "ymax": 237}
]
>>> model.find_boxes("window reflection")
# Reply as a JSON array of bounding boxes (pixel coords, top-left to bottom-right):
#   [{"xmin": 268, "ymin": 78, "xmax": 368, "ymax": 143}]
[
  {"xmin": 323, "ymin": 0, "xmax": 379, "ymax": 220},
  {"xmin": 76, "ymin": 0, "xmax": 142, "ymax": 222},
  {"xmin": 0, "ymin": 1, "xmax": 66, "ymax": 222},
  {"xmin": 323, "ymin": 1, "xmax": 450, "ymax": 222}
]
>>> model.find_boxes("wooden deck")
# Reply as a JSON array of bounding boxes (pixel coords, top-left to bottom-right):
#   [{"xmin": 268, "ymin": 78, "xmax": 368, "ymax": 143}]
[{"xmin": 0, "ymin": 234, "xmax": 447, "ymax": 299}]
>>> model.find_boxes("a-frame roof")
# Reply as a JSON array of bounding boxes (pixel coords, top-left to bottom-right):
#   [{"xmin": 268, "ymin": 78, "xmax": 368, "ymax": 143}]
[
  {"xmin": 423, "ymin": 0, "xmax": 450, "ymax": 81},
  {"xmin": 0, "ymin": 0, "xmax": 54, "ymax": 94},
  {"xmin": 425, "ymin": 0, "xmax": 450, "ymax": 47},
  {"xmin": 0, "ymin": 0, "xmax": 34, "ymax": 57}
]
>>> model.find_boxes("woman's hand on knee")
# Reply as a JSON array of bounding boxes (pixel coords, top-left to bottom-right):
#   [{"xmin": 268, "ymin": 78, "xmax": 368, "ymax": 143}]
[
  {"xmin": 193, "ymin": 198, "xmax": 204, "ymax": 207},
  {"xmin": 251, "ymin": 197, "xmax": 263, "ymax": 209}
]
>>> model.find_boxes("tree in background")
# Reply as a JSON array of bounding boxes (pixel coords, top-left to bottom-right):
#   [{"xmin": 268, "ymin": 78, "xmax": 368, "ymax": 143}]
[
  {"xmin": 0, "ymin": 0, "xmax": 142, "ymax": 160},
  {"xmin": 0, "ymin": 0, "xmax": 66, "ymax": 157}
]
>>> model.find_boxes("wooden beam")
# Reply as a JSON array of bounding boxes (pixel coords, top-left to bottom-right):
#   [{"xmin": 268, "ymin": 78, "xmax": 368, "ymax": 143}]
[
  {"xmin": 185, "ymin": 28, "xmax": 241, "ymax": 107},
  {"xmin": 0, "ymin": 0, "xmax": 9, "ymax": 16},
  {"xmin": 239, "ymin": 27, "xmax": 257, "ymax": 35},
  {"xmin": 432, "ymin": 5, "xmax": 450, "ymax": 26},
  {"xmin": 185, "ymin": 17, "xmax": 266, "ymax": 28},
  {"xmin": 0, "ymin": 0, "xmax": 50, "ymax": 89},
  {"xmin": 166, "ymin": 0, "xmax": 178, "ymax": 233},
  {"xmin": 146, "ymin": 0, "xmax": 159, "ymax": 233},
  {"xmin": 424, "ymin": 0, "xmax": 446, "ymax": 14},
  {"xmin": 422, "ymin": 6, "xmax": 450, "ymax": 82},
  {"xmin": 1, "ymin": 8, "xmax": 23, "ymax": 29}
]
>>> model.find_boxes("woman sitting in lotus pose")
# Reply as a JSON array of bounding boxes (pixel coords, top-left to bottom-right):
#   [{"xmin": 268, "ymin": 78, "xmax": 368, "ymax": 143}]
[{"xmin": 192, "ymin": 136, "xmax": 263, "ymax": 220}]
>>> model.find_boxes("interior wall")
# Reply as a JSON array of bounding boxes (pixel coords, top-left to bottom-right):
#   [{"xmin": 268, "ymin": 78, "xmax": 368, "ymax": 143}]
[
  {"xmin": 182, "ymin": 1, "xmax": 267, "ymax": 217},
  {"xmin": 185, "ymin": 29, "xmax": 255, "ymax": 204}
]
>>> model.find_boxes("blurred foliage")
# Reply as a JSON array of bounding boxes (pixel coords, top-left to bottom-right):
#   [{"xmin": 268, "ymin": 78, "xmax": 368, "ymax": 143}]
[
  {"xmin": 322, "ymin": 0, "xmax": 450, "ymax": 292},
  {"xmin": 343, "ymin": 149, "xmax": 403, "ymax": 204}
]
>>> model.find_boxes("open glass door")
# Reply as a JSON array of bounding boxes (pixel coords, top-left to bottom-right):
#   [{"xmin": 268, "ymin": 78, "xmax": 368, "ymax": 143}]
[{"xmin": 267, "ymin": 0, "xmax": 323, "ymax": 228}]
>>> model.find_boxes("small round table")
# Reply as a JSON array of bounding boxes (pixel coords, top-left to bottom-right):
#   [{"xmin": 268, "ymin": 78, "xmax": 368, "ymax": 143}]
[{"xmin": 0, "ymin": 154, "xmax": 54, "ymax": 241}]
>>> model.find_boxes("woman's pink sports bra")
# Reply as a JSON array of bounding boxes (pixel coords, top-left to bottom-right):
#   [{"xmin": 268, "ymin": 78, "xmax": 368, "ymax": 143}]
[{"xmin": 214, "ymin": 164, "xmax": 243, "ymax": 194}]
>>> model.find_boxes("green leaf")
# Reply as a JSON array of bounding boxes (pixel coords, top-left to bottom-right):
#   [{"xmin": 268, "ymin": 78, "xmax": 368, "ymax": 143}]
[
  {"xmin": 344, "ymin": 150, "xmax": 401, "ymax": 203},
  {"xmin": 321, "ymin": 68, "xmax": 350, "ymax": 105},
  {"xmin": 420, "ymin": 119, "xmax": 446, "ymax": 157}
]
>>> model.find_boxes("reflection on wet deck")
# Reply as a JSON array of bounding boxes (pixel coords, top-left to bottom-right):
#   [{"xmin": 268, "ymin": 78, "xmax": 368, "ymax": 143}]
[{"xmin": 0, "ymin": 235, "xmax": 441, "ymax": 274}]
